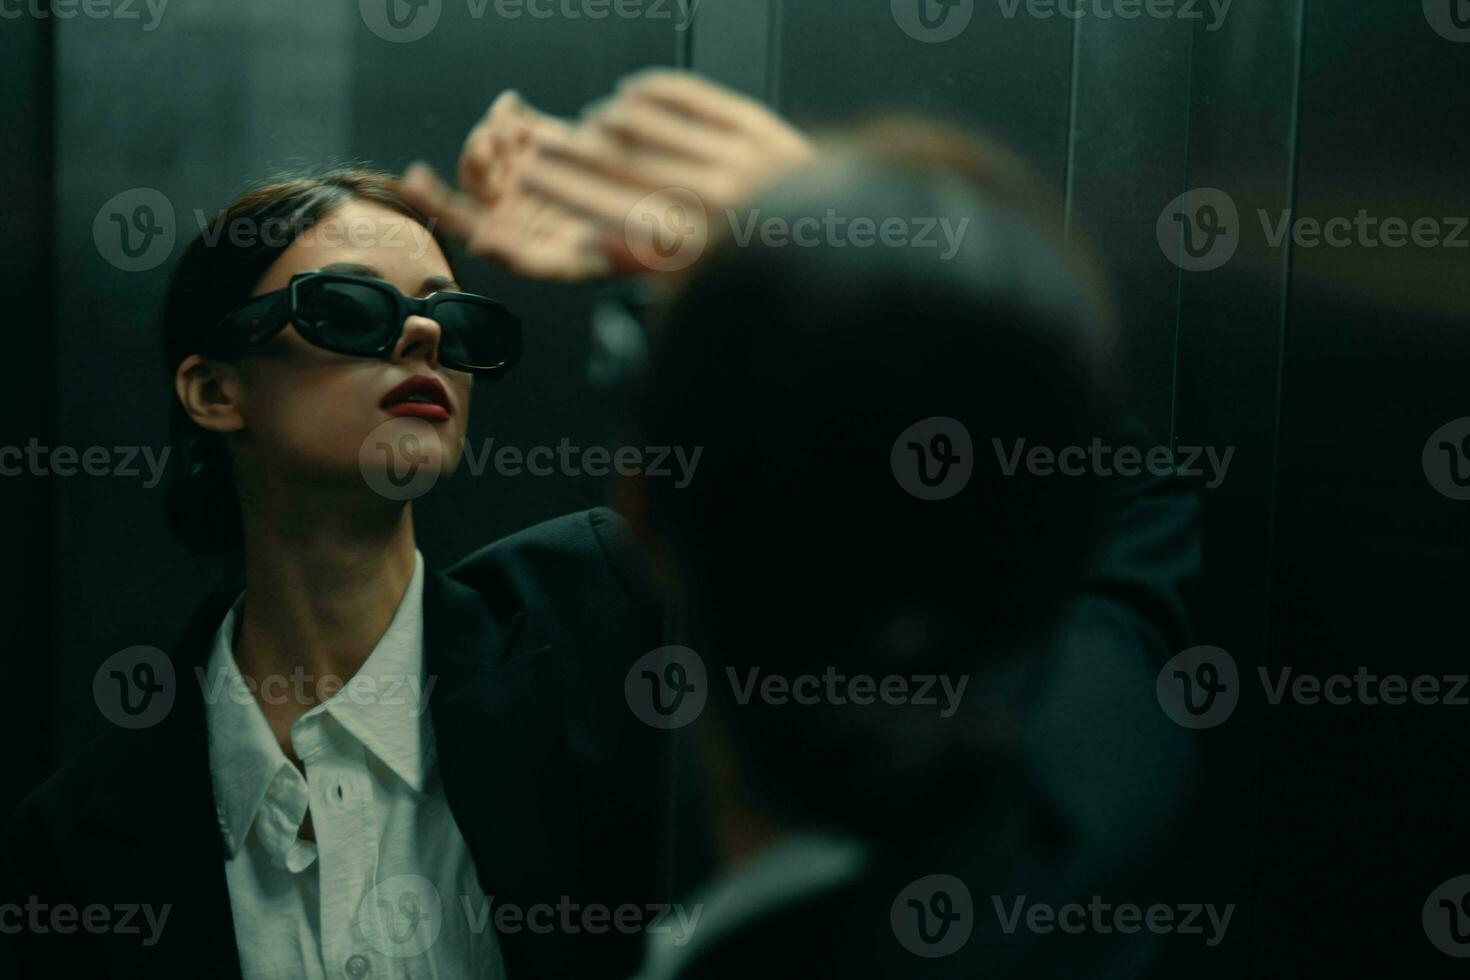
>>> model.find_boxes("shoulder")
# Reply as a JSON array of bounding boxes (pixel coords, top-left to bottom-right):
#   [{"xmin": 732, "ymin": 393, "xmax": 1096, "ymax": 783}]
[
  {"xmin": 434, "ymin": 508, "xmax": 667, "ymax": 694},
  {"xmin": 5, "ymin": 591, "xmax": 229, "ymax": 885},
  {"xmin": 445, "ymin": 507, "xmax": 660, "ymax": 620}
]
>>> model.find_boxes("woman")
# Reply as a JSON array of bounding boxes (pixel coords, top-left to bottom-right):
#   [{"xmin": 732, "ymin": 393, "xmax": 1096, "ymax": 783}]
[
  {"xmin": 1, "ymin": 73, "xmax": 813, "ymax": 980},
  {"xmin": 1, "ymin": 168, "xmax": 674, "ymax": 980}
]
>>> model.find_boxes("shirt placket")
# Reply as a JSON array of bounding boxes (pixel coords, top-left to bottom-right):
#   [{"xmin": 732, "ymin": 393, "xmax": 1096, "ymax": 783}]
[{"xmin": 296, "ymin": 713, "xmax": 385, "ymax": 980}]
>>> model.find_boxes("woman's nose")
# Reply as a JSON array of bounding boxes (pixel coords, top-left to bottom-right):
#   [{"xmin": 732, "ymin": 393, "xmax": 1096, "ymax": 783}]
[{"xmin": 394, "ymin": 314, "xmax": 442, "ymax": 370}]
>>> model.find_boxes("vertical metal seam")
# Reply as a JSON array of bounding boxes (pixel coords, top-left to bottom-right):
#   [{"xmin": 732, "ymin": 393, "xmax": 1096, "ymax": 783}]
[
  {"xmin": 1062, "ymin": 12, "xmax": 1082, "ymax": 240},
  {"xmin": 766, "ymin": 0, "xmax": 784, "ymax": 108},
  {"xmin": 1167, "ymin": 19, "xmax": 1198, "ymax": 451},
  {"xmin": 1260, "ymin": 0, "xmax": 1309, "ymax": 657}
]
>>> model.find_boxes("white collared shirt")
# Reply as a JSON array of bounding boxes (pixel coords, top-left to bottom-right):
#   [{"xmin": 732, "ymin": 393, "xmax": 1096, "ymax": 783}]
[{"xmin": 203, "ymin": 549, "xmax": 504, "ymax": 980}]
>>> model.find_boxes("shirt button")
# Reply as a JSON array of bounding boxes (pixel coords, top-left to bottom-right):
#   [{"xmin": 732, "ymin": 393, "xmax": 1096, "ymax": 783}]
[{"xmin": 344, "ymin": 953, "xmax": 371, "ymax": 978}]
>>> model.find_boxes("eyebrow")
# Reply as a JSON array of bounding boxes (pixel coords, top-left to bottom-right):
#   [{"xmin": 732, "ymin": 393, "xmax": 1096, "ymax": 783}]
[{"xmin": 316, "ymin": 262, "xmax": 459, "ymax": 295}]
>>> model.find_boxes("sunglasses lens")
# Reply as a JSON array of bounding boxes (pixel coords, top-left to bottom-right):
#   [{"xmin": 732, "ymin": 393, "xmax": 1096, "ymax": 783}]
[
  {"xmin": 433, "ymin": 299, "xmax": 519, "ymax": 371},
  {"xmin": 294, "ymin": 280, "xmax": 398, "ymax": 351}
]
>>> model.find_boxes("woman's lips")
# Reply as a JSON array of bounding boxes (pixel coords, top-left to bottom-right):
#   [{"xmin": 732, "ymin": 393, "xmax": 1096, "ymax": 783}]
[
  {"xmin": 384, "ymin": 402, "xmax": 451, "ymax": 421},
  {"xmin": 380, "ymin": 375, "xmax": 452, "ymax": 422}
]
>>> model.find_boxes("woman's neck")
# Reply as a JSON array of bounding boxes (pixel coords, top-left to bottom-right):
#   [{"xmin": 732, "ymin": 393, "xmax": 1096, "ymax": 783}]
[{"xmin": 230, "ymin": 493, "xmax": 419, "ymax": 746}]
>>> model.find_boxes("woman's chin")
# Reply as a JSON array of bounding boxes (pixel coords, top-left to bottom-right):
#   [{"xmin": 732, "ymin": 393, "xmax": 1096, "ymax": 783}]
[{"xmin": 345, "ymin": 414, "xmax": 459, "ymax": 501}]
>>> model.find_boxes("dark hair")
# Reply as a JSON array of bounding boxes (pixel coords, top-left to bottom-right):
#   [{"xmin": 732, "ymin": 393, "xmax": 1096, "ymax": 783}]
[
  {"xmin": 160, "ymin": 168, "xmax": 447, "ymax": 553},
  {"xmin": 630, "ymin": 118, "xmax": 1121, "ymax": 842}
]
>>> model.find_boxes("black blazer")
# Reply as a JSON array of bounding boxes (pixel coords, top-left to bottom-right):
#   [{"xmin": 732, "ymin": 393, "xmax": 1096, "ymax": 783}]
[
  {"xmin": 4, "ymin": 451, "xmax": 1203, "ymax": 980},
  {"xmin": 1, "ymin": 508, "xmax": 680, "ymax": 979}
]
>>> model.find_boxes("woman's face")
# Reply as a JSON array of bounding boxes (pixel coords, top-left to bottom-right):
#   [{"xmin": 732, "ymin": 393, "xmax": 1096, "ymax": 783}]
[{"xmin": 230, "ymin": 200, "xmax": 473, "ymax": 494}]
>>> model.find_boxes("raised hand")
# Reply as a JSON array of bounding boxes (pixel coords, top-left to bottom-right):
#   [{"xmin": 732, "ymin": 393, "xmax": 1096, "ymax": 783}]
[{"xmin": 401, "ymin": 70, "xmax": 815, "ymax": 282}]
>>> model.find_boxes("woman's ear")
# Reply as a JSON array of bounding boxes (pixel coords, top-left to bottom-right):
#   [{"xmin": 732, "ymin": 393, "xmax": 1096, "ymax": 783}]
[{"xmin": 174, "ymin": 354, "xmax": 246, "ymax": 434}]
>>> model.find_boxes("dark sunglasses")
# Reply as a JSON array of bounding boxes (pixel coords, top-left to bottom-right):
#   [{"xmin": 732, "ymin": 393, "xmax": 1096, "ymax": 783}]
[{"xmin": 208, "ymin": 271, "xmax": 522, "ymax": 378}]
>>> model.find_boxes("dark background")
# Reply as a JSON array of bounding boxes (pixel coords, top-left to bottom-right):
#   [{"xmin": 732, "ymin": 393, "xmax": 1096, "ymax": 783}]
[{"xmin": 3, "ymin": 1, "xmax": 1467, "ymax": 974}]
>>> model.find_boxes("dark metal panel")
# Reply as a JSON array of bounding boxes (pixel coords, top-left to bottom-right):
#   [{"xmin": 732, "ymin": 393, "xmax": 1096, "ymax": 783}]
[
  {"xmin": 770, "ymin": 0, "xmax": 1074, "ymax": 188},
  {"xmin": 1166, "ymin": 2, "xmax": 1308, "ymax": 974},
  {"xmin": 0, "ymin": 6, "xmax": 55, "ymax": 819},
  {"xmin": 1067, "ymin": 11, "xmax": 1194, "ymax": 437},
  {"xmin": 1255, "ymin": 3, "xmax": 1470, "ymax": 972},
  {"xmin": 689, "ymin": 0, "xmax": 779, "ymax": 98}
]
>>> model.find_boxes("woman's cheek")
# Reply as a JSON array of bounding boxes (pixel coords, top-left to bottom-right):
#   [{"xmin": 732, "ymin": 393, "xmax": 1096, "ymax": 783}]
[{"xmin": 277, "ymin": 374, "xmax": 387, "ymax": 476}]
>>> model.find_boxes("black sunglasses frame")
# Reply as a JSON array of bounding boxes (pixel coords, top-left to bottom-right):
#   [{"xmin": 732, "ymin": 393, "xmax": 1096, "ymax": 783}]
[{"xmin": 209, "ymin": 271, "xmax": 522, "ymax": 378}]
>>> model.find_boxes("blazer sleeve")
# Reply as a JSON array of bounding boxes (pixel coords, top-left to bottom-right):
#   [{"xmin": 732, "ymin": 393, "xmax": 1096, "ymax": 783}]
[
  {"xmin": 1076, "ymin": 419, "xmax": 1204, "ymax": 659},
  {"xmin": 1021, "ymin": 419, "xmax": 1204, "ymax": 881}
]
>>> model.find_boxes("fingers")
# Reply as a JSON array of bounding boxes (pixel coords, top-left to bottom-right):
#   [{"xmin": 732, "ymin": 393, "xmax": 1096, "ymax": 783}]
[
  {"xmin": 617, "ymin": 69, "xmax": 814, "ymax": 159},
  {"xmin": 458, "ymin": 89, "xmax": 574, "ymax": 205},
  {"xmin": 407, "ymin": 72, "xmax": 808, "ymax": 284},
  {"xmin": 399, "ymin": 162, "xmax": 492, "ymax": 244},
  {"xmin": 519, "ymin": 152, "xmax": 660, "ymax": 230},
  {"xmin": 591, "ymin": 97, "xmax": 746, "ymax": 164},
  {"xmin": 541, "ymin": 124, "xmax": 720, "ymax": 199},
  {"xmin": 615, "ymin": 69, "xmax": 773, "ymax": 135}
]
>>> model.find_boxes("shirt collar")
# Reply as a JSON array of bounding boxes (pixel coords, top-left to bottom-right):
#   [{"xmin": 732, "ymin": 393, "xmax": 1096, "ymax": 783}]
[
  {"xmin": 203, "ymin": 549, "xmax": 433, "ymax": 858},
  {"xmin": 307, "ymin": 547, "xmax": 435, "ymax": 793}
]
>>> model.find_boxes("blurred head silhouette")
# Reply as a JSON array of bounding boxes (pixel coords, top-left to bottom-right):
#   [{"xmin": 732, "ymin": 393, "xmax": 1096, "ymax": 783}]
[{"xmin": 627, "ymin": 117, "xmax": 1122, "ymax": 848}]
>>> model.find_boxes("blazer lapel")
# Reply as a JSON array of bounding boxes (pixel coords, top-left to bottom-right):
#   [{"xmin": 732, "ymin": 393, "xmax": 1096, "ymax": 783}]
[
  {"xmin": 66, "ymin": 565, "xmax": 585, "ymax": 977},
  {"xmin": 75, "ymin": 591, "xmax": 243, "ymax": 978},
  {"xmin": 421, "ymin": 567, "xmax": 583, "ymax": 970}
]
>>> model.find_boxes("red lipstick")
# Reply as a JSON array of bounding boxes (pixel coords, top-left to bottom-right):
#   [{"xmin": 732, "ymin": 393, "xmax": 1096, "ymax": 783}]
[{"xmin": 380, "ymin": 375, "xmax": 452, "ymax": 421}]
